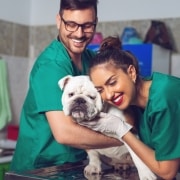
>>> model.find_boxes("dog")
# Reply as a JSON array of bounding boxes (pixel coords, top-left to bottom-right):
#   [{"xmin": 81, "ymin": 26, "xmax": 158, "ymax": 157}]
[{"xmin": 58, "ymin": 75, "xmax": 157, "ymax": 180}]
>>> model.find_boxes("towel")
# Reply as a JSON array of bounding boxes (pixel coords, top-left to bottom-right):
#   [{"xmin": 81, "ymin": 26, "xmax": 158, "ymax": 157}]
[{"xmin": 0, "ymin": 58, "xmax": 12, "ymax": 129}]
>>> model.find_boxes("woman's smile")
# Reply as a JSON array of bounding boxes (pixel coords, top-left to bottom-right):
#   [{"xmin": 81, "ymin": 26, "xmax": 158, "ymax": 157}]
[{"xmin": 111, "ymin": 93, "xmax": 124, "ymax": 106}]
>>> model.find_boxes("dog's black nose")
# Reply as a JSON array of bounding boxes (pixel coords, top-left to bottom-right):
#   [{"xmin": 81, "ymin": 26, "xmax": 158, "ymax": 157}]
[{"xmin": 75, "ymin": 98, "xmax": 86, "ymax": 104}]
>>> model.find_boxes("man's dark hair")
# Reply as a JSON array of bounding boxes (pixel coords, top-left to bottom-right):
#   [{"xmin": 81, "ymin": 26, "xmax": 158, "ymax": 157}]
[{"xmin": 59, "ymin": 0, "xmax": 98, "ymax": 17}]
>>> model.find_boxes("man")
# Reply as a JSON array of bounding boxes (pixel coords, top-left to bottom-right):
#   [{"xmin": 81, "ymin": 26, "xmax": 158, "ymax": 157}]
[{"xmin": 10, "ymin": 0, "xmax": 121, "ymax": 172}]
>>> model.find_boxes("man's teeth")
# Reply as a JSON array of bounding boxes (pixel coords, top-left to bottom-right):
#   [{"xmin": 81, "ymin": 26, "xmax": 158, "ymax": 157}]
[{"xmin": 72, "ymin": 39, "xmax": 83, "ymax": 43}]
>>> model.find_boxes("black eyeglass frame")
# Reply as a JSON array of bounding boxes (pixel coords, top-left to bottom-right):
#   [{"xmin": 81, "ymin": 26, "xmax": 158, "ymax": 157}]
[{"xmin": 60, "ymin": 15, "xmax": 97, "ymax": 33}]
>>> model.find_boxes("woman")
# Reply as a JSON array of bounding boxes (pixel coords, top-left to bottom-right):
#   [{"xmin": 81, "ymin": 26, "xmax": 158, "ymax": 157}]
[{"xmin": 88, "ymin": 36, "xmax": 180, "ymax": 179}]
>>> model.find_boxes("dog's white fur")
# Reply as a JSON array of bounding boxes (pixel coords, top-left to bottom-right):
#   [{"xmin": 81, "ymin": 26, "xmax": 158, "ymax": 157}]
[{"xmin": 58, "ymin": 75, "xmax": 157, "ymax": 180}]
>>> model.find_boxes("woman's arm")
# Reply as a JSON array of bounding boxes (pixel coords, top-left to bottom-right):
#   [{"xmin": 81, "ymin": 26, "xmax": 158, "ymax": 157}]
[
  {"xmin": 123, "ymin": 132, "xmax": 180, "ymax": 180},
  {"xmin": 46, "ymin": 111, "xmax": 122, "ymax": 149}
]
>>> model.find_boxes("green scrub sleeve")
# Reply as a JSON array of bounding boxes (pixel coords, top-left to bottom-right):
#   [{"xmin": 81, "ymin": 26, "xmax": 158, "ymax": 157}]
[{"xmin": 31, "ymin": 61, "xmax": 73, "ymax": 112}]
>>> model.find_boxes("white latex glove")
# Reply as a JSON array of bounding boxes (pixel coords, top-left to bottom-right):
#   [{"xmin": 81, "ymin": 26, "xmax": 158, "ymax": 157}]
[{"xmin": 79, "ymin": 112, "xmax": 132, "ymax": 141}]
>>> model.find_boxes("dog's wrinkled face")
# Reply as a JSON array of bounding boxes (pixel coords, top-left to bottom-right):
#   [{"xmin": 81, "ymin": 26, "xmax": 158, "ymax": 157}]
[{"xmin": 58, "ymin": 75, "xmax": 103, "ymax": 123}]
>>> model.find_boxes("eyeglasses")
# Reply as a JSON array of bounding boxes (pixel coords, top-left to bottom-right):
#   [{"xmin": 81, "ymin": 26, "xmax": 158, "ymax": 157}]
[{"xmin": 61, "ymin": 16, "xmax": 96, "ymax": 33}]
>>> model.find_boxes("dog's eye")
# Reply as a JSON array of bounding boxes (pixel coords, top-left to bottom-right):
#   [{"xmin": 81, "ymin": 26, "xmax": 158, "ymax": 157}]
[
  {"xmin": 88, "ymin": 95, "xmax": 95, "ymax": 100},
  {"xmin": 68, "ymin": 93, "xmax": 74, "ymax": 97}
]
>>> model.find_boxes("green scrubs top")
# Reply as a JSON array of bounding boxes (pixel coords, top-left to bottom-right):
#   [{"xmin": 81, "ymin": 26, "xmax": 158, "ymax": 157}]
[
  {"xmin": 138, "ymin": 72, "xmax": 180, "ymax": 161},
  {"xmin": 10, "ymin": 39, "xmax": 95, "ymax": 172}
]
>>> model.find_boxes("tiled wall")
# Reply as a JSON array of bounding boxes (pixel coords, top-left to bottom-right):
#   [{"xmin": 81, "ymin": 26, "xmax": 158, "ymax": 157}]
[
  {"xmin": 30, "ymin": 18, "xmax": 180, "ymax": 57},
  {"xmin": 0, "ymin": 17, "xmax": 180, "ymax": 126},
  {"xmin": 0, "ymin": 20, "xmax": 31, "ymax": 130},
  {"xmin": 0, "ymin": 20, "xmax": 29, "ymax": 57},
  {"xmin": 1, "ymin": 18, "xmax": 180, "ymax": 58},
  {"xmin": 1, "ymin": 55, "xmax": 30, "ymax": 123}
]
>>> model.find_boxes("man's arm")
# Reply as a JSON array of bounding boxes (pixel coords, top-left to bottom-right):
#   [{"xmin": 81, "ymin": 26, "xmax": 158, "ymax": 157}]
[{"xmin": 46, "ymin": 111, "xmax": 122, "ymax": 149}]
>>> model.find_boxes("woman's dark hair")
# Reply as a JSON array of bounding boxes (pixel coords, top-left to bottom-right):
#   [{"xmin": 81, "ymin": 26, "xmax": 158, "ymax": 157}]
[
  {"xmin": 59, "ymin": 0, "xmax": 98, "ymax": 17},
  {"xmin": 89, "ymin": 36, "xmax": 140, "ymax": 84}
]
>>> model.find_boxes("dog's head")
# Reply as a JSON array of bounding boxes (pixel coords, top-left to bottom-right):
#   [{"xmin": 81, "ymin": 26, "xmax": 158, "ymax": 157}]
[{"xmin": 58, "ymin": 75, "xmax": 103, "ymax": 123}]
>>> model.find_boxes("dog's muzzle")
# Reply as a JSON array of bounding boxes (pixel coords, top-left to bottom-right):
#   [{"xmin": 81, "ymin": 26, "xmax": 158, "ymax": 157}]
[{"xmin": 70, "ymin": 98, "xmax": 88, "ymax": 121}]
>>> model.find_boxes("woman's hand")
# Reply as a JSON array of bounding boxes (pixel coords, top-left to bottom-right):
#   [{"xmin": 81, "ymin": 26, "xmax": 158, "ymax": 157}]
[{"xmin": 79, "ymin": 112, "xmax": 132, "ymax": 141}]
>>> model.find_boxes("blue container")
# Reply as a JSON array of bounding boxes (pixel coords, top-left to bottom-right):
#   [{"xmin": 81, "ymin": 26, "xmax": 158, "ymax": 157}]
[
  {"xmin": 87, "ymin": 44, "xmax": 100, "ymax": 52},
  {"xmin": 122, "ymin": 44, "xmax": 152, "ymax": 77},
  {"xmin": 87, "ymin": 43, "xmax": 153, "ymax": 77}
]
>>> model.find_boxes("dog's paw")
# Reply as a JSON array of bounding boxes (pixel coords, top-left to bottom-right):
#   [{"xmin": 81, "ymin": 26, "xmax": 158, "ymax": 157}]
[
  {"xmin": 114, "ymin": 152, "xmax": 135, "ymax": 171},
  {"xmin": 114, "ymin": 163, "xmax": 132, "ymax": 171},
  {"xmin": 84, "ymin": 164, "xmax": 102, "ymax": 175}
]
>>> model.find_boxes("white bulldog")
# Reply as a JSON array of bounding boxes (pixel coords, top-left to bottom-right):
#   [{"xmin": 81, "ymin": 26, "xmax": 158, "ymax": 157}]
[{"xmin": 58, "ymin": 75, "xmax": 157, "ymax": 180}]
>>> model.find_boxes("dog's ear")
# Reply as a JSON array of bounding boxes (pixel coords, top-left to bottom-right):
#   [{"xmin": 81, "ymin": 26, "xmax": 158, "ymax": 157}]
[{"xmin": 58, "ymin": 75, "xmax": 72, "ymax": 90}]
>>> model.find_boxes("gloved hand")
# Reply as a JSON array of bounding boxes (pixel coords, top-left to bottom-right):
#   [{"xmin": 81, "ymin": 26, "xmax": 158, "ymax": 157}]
[{"xmin": 79, "ymin": 112, "xmax": 132, "ymax": 141}]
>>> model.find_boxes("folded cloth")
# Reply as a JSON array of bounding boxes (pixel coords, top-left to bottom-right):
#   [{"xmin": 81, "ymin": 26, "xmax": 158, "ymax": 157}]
[{"xmin": 0, "ymin": 59, "xmax": 12, "ymax": 129}]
